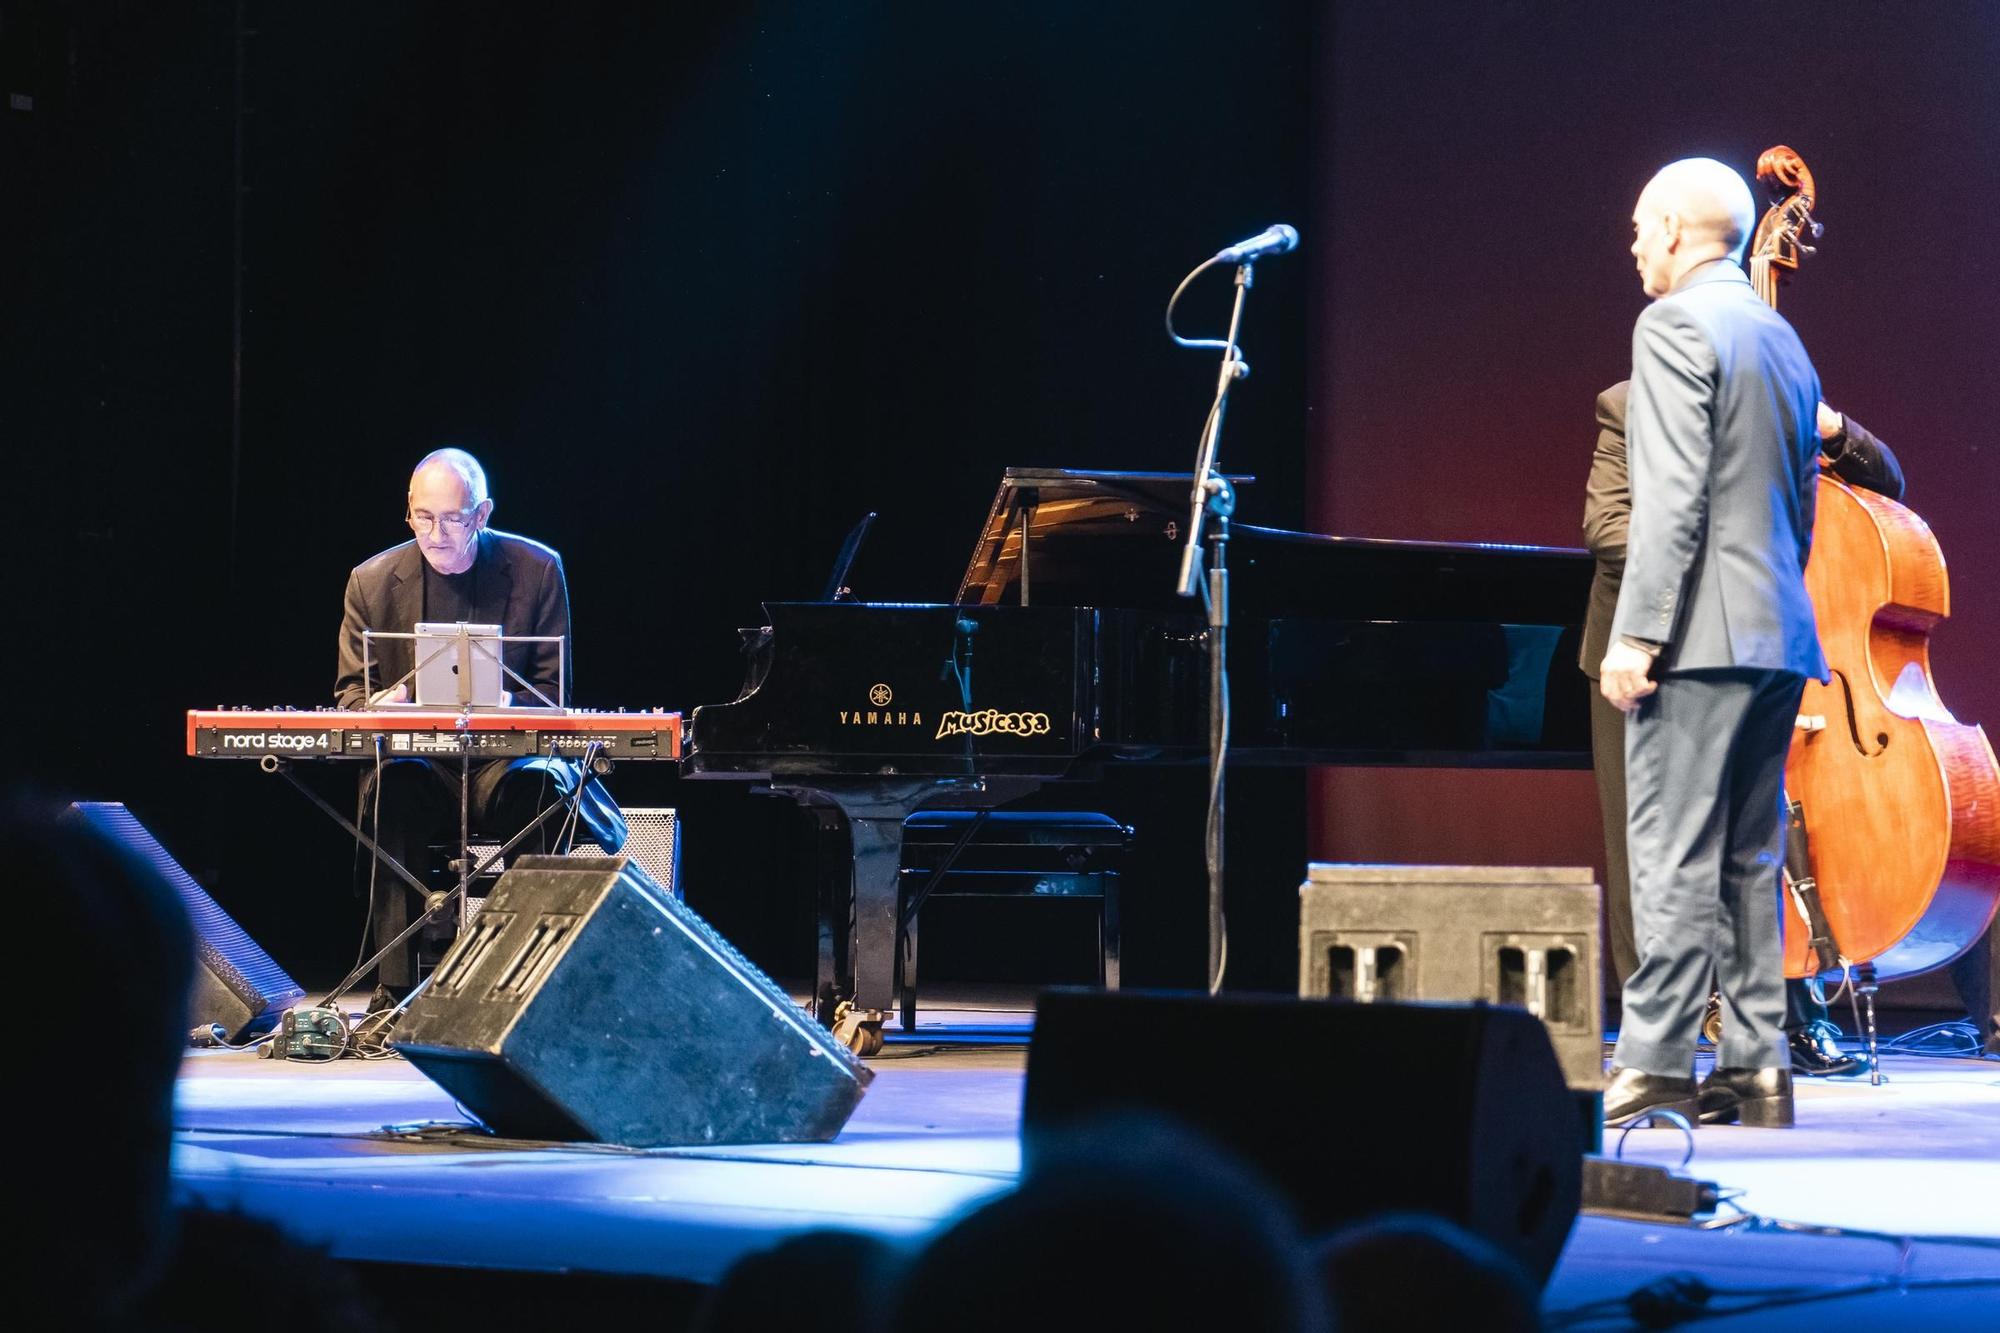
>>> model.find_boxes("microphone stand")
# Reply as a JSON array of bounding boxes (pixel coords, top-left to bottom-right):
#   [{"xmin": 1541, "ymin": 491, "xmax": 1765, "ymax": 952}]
[{"xmin": 1175, "ymin": 260, "xmax": 1255, "ymax": 993}]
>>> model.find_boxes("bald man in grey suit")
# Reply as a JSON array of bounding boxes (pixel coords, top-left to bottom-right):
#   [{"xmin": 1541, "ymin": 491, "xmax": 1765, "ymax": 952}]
[
  {"xmin": 1599, "ymin": 159, "xmax": 1828, "ymax": 1129},
  {"xmin": 1584, "ymin": 381, "xmax": 1904, "ymax": 1080}
]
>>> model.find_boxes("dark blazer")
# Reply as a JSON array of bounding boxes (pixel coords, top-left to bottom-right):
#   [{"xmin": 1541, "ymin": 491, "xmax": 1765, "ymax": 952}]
[
  {"xmin": 335, "ymin": 529, "xmax": 572, "ymax": 709},
  {"xmin": 1580, "ymin": 382, "xmax": 1904, "ymax": 677}
]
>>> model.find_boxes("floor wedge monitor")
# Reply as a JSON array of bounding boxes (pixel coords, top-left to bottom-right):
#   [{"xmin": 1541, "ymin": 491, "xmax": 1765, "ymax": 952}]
[
  {"xmin": 66, "ymin": 801, "xmax": 304, "ymax": 1041},
  {"xmin": 395, "ymin": 855, "xmax": 872, "ymax": 1146},
  {"xmin": 1023, "ymin": 989, "xmax": 1581, "ymax": 1287}
]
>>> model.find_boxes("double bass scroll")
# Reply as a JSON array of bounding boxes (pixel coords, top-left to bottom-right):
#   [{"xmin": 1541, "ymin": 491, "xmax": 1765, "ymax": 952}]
[{"xmin": 1748, "ymin": 146, "xmax": 1822, "ymax": 307}]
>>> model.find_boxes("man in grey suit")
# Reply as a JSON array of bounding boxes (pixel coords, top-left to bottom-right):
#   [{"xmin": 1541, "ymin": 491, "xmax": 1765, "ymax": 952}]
[
  {"xmin": 1599, "ymin": 159, "xmax": 1826, "ymax": 1128},
  {"xmin": 336, "ymin": 448, "xmax": 623, "ymax": 990},
  {"xmin": 1583, "ymin": 382, "xmax": 1903, "ymax": 1079}
]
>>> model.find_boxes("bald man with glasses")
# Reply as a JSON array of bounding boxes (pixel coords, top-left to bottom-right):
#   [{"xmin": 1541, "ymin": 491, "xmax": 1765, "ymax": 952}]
[{"xmin": 336, "ymin": 447, "xmax": 623, "ymax": 992}]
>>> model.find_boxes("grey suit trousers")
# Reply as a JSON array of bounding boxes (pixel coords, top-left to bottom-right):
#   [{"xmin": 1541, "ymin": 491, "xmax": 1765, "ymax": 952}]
[{"xmin": 1614, "ymin": 668, "xmax": 1805, "ymax": 1075}]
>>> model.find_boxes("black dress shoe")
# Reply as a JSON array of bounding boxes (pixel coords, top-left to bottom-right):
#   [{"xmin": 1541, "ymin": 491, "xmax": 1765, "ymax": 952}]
[
  {"xmin": 1698, "ymin": 1066, "xmax": 1794, "ymax": 1127},
  {"xmin": 1788, "ymin": 1020, "xmax": 1867, "ymax": 1078},
  {"xmin": 1603, "ymin": 1066, "xmax": 1699, "ymax": 1127}
]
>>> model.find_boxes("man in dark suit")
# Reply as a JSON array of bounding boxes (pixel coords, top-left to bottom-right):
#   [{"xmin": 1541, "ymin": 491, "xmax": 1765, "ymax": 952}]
[
  {"xmin": 336, "ymin": 449, "xmax": 571, "ymax": 712},
  {"xmin": 1598, "ymin": 159, "xmax": 1826, "ymax": 1128},
  {"xmin": 1583, "ymin": 383, "xmax": 1903, "ymax": 1078},
  {"xmin": 336, "ymin": 448, "xmax": 623, "ymax": 989}
]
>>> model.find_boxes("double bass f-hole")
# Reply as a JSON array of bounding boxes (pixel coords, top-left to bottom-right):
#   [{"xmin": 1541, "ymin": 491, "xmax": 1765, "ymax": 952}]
[{"xmin": 1824, "ymin": 668, "xmax": 1890, "ymax": 757}]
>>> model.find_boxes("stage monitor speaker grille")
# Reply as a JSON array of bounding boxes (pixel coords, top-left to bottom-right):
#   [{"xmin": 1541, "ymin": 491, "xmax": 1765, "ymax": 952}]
[
  {"xmin": 1024, "ymin": 990, "xmax": 1581, "ymax": 1287},
  {"xmin": 395, "ymin": 855, "xmax": 872, "ymax": 1146},
  {"xmin": 1299, "ymin": 863, "xmax": 1603, "ymax": 1090},
  {"xmin": 65, "ymin": 801, "xmax": 304, "ymax": 1041},
  {"xmin": 567, "ymin": 806, "xmax": 680, "ymax": 897}
]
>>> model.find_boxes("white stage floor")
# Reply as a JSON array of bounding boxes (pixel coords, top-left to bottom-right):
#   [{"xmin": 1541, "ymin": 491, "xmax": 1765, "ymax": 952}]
[{"xmin": 166, "ymin": 996, "xmax": 2000, "ymax": 1329}]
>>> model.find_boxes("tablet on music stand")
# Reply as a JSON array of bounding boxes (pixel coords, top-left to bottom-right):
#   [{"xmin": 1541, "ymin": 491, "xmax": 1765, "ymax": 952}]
[{"xmin": 412, "ymin": 622, "xmax": 506, "ymax": 708}]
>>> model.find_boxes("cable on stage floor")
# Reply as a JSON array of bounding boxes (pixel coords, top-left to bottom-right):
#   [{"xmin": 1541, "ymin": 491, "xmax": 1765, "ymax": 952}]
[{"xmin": 1549, "ymin": 1270, "xmax": 2000, "ymax": 1328}]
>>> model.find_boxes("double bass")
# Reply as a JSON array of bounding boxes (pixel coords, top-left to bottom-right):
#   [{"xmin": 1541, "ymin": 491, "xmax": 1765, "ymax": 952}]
[{"xmin": 1749, "ymin": 147, "xmax": 2000, "ymax": 992}]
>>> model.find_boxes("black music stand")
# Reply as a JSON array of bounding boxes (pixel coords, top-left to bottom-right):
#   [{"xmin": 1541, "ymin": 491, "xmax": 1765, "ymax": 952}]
[{"xmin": 820, "ymin": 512, "xmax": 877, "ymax": 602}]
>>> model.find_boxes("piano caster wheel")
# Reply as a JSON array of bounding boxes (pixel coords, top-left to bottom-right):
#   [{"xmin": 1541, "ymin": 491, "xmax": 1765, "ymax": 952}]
[{"xmin": 831, "ymin": 1003, "xmax": 885, "ymax": 1058}]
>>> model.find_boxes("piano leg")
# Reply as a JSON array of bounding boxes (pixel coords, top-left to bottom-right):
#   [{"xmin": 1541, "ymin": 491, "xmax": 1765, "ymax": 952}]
[
  {"xmin": 810, "ymin": 808, "xmax": 852, "ymax": 1027},
  {"xmin": 779, "ymin": 779, "xmax": 939, "ymax": 1057},
  {"xmin": 778, "ymin": 776, "xmax": 1036, "ymax": 1056},
  {"xmin": 845, "ymin": 811, "xmax": 906, "ymax": 1056}
]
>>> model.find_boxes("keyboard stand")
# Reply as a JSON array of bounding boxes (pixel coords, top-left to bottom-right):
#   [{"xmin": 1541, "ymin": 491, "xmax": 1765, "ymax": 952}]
[{"xmin": 257, "ymin": 738, "xmax": 610, "ymax": 1008}]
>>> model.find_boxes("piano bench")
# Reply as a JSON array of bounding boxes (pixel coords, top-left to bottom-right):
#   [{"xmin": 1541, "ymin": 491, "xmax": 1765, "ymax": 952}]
[{"xmin": 895, "ymin": 811, "xmax": 1132, "ymax": 1032}]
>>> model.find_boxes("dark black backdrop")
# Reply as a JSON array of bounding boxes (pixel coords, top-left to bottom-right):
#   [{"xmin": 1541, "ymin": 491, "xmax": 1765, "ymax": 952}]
[
  {"xmin": 4, "ymin": 2, "xmax": 1316, "ymax": 989},
  {"xmin": 18, "ymin": 3, "xmax": 1989, "ymax": 1001}
]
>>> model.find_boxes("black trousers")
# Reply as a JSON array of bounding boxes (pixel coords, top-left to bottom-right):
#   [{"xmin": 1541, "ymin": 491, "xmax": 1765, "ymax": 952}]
[
  {"xmin": 1588, "ymin": 683, "xmax": 1638, "ymax": 1006},
  {"xmin": 358, "ymin": 756, "xmax": 625, "ymax": 987}
]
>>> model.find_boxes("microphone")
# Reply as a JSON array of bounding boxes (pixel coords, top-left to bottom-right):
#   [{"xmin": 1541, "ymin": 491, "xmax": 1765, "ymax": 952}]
[{"xmin": 1214, "ymin": 224, "xmax": 1298, "ymax": 265}]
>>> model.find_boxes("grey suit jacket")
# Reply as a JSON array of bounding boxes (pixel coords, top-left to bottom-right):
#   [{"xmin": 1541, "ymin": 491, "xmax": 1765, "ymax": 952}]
[
  {"xmin": 1580, "ymin": 381, "xmax": 1903, "ymax": 678},
  {"xmin": 1610, "ymin": 261, "xmax": 1827, "ymax": 680},
  {"xmin": 335, "ymin": 529, "xmax": 572, "ymax": 709}
]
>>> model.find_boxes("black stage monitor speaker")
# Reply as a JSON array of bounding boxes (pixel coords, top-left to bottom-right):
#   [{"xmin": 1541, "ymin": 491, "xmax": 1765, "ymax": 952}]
[
  {"xmin": 67, "ymin": 802, "xmax": 304, "ymax": 1041},
  {"xmin": 1023, "ymin": 990, "xmax": 1581, "ymax": 1286},
  {"xmin": 395, "ymin": 855, "xmax": 873, "ymax": 1146}
]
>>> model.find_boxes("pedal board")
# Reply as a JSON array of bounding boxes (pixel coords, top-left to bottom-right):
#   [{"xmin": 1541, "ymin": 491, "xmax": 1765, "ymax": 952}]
[{"xmin": 258, "ymin": 1005, "xmax": 347, "ymax": 1061}]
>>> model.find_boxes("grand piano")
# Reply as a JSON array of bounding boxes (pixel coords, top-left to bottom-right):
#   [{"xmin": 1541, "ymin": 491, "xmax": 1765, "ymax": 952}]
[{"xmin": 684, "ymin": 469, "xmax": 1594, "ymax": 1052}]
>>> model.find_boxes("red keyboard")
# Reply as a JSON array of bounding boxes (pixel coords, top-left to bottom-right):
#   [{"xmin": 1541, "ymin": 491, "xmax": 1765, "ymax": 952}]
[{"xmin": 186, "ymin": 708, "xmax": 682, "ymax": 762}]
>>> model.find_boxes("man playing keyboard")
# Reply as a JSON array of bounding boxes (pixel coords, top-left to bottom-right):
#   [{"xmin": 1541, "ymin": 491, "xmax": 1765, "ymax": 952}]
[{"xmin": 335, "ymin": 447, "xmax": 623, "ymax": 991}]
